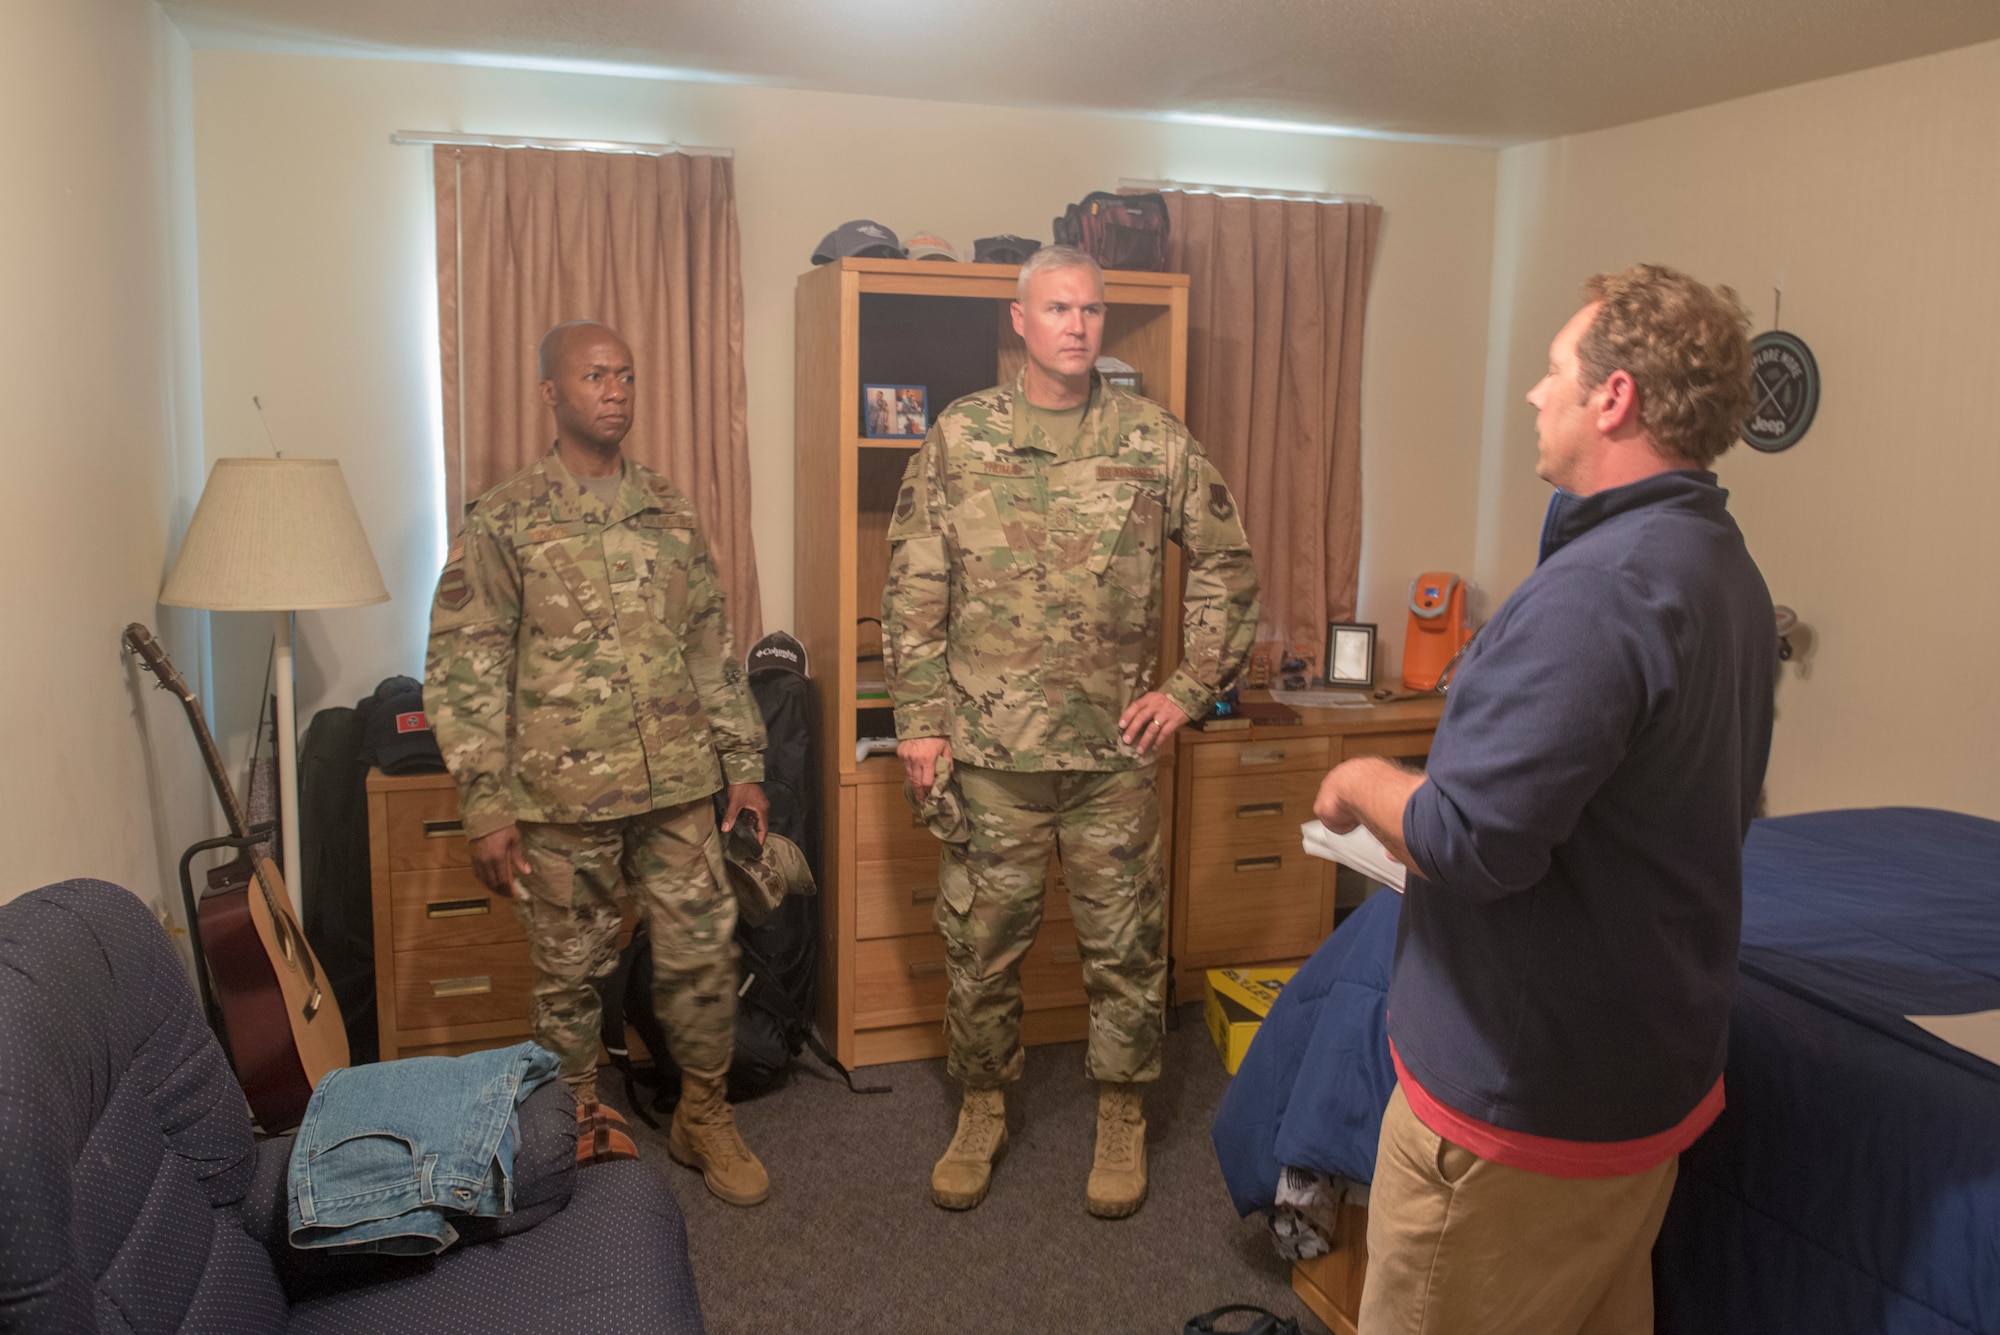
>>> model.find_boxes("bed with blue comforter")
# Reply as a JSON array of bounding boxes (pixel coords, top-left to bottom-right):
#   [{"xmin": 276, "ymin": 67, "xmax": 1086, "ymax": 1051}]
[{"xmin": 1212, "ymin": 807, "xmax": 2000, "ymax": 1334}]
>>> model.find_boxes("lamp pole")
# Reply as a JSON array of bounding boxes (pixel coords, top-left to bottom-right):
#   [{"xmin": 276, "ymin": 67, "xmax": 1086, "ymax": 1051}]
[{"xmin": 273, "ymin": 610, "xmax": 303, "ymax": 912}]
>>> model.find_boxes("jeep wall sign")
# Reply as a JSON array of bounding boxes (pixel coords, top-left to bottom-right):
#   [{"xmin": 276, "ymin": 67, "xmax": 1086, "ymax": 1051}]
[{"xmin": 1742, "ymin": 330, "xmax": 1820, "ymax": 454}]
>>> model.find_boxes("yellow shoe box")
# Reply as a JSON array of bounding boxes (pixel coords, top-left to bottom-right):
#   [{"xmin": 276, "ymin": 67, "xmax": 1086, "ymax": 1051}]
[{"xmin": 1204, "ymin": 967, "xmax": 1297, "ymax": 1074}]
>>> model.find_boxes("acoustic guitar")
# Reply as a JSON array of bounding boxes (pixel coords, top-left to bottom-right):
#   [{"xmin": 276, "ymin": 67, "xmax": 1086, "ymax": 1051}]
[{"xmin": 125, "ymin": 623, "xmax": 349, "ymax": 1129}]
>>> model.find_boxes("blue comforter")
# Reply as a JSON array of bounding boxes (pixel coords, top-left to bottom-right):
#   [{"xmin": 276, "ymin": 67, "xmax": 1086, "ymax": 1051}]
[{"xmin": 1213, "ymin": 808, "xmax": 2000, "ymax": 1335}]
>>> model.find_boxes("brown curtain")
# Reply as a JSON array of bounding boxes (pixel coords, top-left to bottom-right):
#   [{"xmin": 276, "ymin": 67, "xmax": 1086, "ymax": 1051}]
[
  {"xmin": 434, "ymin": 145, "xmax": 761, "ymax": 640},
  {"xmin": 1167, "ymin": 192, "xmax": 1381, "ymax": 659}
]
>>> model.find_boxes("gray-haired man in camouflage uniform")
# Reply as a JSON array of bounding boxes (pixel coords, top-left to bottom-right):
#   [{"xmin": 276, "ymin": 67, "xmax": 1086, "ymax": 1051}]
[
  {"xmin": 883, "ymin": 246, "xmax": 1259, "ymax": 1217},
  {"xmin": 426, "ymin": 320, "xmax": 773, "ymax": 1206}
]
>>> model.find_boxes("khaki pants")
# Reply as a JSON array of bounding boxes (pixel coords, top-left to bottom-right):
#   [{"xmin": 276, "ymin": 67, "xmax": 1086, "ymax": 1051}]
[
  {"xmin": 933, "ymin": 764, "xmax": 1165, "ymax": 1089},
  {"xmin": 514, "ymin": 799, "xmax": 738, "ymax": 1098},
  {"xmin": 1358, "ymin": 1085, "xmax": 1679, "ymax": 1335}
]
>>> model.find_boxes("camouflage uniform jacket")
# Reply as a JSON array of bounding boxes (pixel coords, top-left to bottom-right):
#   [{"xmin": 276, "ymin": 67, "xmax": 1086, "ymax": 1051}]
[
  {"xmin": 883, "ymin": 370, "xmax": 1259, "ymax": 771},
  {"xmin": 425, "ymin": 449, "xmax": 765, "ymax": 841}
]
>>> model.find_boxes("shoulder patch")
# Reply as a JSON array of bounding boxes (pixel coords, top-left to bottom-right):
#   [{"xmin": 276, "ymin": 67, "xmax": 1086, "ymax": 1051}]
[
  {"xmin": 895, "ymin": 484, "xmax": 916, "ymax": 523},
  {"xmin": 1208, "ymin": 484, "xmax": 1235, "ymax": 522},
  {"xmin": 436, "ymin": 565, "xmax": 471, "ymax": 611}
]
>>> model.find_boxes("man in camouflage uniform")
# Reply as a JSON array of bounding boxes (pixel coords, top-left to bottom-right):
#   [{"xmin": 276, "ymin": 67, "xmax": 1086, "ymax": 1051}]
[
  {"xmin": 883, "ymin": 246, "xmax": 1259, "ymax": 1217},
  {"xmin": 426, "ymin": 320, "xmax": 773, "ymax": 1206}
]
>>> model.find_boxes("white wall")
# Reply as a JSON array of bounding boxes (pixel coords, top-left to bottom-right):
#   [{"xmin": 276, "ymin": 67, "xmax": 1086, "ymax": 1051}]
[
  {"xmin": 187, "ymin": 53, "xmax": 1499, "ymax": 755},
  {"xmin": 0, "ymin": 0, "xmax": 212, "ymax": 912},
  {"xmin": 1480, "ymin": 39, "xmax": 2000, "ymax": 816}
]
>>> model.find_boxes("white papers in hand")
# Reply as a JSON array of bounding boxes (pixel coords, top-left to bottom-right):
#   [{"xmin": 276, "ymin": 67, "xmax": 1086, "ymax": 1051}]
[
  {"xmin": 1905, "ymin": 1010, "xmax": 2000, "ymax": 1066},
  {"xmin": 1300, "ymin": 820, "xmax": 1406, "ymax": 892}
]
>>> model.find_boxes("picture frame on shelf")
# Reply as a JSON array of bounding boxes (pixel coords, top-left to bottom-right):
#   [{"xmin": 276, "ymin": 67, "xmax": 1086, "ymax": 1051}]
[
  {"xmin": 863, "ymin": 383, "xmax": 928, "ymax": 439},
  {"xmin": 1323, "ymin": 622, "xmax": 1377, "ymax": 690}
]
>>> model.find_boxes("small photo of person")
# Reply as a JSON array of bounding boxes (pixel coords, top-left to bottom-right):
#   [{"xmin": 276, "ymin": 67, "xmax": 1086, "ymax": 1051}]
[
  {"xmin": 896, "ymin": 388, "xmax": 927, "ymax": 436},
  {"xmin": 866, "ymin": 387, "xmax": 894, "ymax": 437}
]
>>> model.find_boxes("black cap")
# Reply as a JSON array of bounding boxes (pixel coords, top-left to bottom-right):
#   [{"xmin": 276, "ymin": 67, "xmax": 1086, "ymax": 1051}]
[
  {"xmin": 973, "ymin": 235, "xmax": 1042, "ymax": 264},
  {"xmin": 362, "ymin": 676, "xmax": 446, "ymax": 776},
  {"xmin": 747, "ymin": 630, "xmax": 810, "ymax": 679},
  {"xmin": 811, "ymin": 220, "xmax": 905, "ymax": 265}
]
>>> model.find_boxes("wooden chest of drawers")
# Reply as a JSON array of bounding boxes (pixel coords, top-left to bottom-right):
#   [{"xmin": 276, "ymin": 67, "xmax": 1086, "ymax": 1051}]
[
  {"xmin": 1169, "ymin": 696, "xmax": 1443, "ymax": 998},
  {"xmin": 366, "ymin": 769, "xmax": 634, "ymax": 1062}
]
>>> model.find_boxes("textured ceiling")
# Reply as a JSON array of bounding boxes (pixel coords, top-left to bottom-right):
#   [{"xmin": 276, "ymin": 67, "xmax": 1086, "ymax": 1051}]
[{"xmin": 163, "ymin": 0, "xmax": 2000, "ymax": 142}]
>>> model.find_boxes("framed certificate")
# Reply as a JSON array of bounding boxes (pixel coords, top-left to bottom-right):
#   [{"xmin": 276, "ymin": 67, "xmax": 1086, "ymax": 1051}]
[{"xmin": 1323, "ymin": 622, "xmax": 1377, "ymax": 690}]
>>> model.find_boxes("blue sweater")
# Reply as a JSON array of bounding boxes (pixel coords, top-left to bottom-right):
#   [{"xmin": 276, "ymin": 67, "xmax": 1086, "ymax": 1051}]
[{"xmin": 1397, "ymin": 470, "xmax": 1774, "ymax": 1142}]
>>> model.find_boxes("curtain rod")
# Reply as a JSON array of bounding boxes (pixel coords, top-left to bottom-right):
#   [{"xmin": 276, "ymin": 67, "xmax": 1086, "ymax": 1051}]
[
  {"xmin": 1120, "ymin": 177, "xmax": 1373, "ymax": 205},
  {"xmin": 391, "ymin": 130, "xmax": 733, "ymax": 158}
]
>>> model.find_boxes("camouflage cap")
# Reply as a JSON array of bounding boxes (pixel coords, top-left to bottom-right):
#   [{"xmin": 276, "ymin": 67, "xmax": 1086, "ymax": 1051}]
[
  {"xmin": 904, "ymin": 751, "xmax": 971, "ymax": 845},
  {"xmin": 722, "ymin": 820, "xmax": 818, "ymax": 926}
]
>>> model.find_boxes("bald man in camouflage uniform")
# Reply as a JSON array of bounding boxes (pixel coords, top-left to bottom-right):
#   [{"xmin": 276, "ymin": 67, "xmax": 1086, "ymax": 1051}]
[
  {"xmin": 426, "ymin": 320, "xmax": 773, "ymax": 1206},
  {"xmin": 884, "ymin": 247, "xmax": 1258, "ymax": 1217}
]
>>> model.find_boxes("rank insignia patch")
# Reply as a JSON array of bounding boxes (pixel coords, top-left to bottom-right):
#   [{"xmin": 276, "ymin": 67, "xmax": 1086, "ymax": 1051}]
[
  {"xmin": 895, "ymin": 485, "xmax": 915, "ymax": 523},
  {"xmin": 1208, "ymin": 484, "xmax": 1235, "ymax": 521}
]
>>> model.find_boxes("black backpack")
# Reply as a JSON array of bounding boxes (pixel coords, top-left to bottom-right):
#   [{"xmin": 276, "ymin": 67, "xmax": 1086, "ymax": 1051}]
[
  {"xmin": 1051, "ymin": 190, "xmax": 1171, "ymax": 271},
  {"xmin": 596, "ymin": 660, "xmax": 886, "ymax": 1117},
  {"xmin": 299, "ymin": 703, "xmax": 377, "ymax": 1065}
]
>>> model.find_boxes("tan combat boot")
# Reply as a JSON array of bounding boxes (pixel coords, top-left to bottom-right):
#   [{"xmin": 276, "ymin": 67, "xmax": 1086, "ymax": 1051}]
[
  {"xmin": 667, "ymin": 1066, "xmax": 770, "ymax": 1206},
  {"xmin": 1086, "ymin": 1082, "xmax": 1148, "ymax": 1218},
  {"xmin": 930, "ymin": 1085, "xmax": 1008, "ymax": 1210}
]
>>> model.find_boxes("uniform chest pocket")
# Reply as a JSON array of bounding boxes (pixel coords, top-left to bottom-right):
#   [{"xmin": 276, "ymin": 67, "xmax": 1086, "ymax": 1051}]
[
  {"xmin": 623, "ymin": 514, "xmax": 697, "ymax": 618},
  {"xmin": 1100, "ymin": 486, "xmax": 1166, "ymax": 601},
  {"xmin": 515, "ymin": 530, "xmax": 613, "ymax": 641},
  {"xmin": 948, "ymin": 463, "xmax": 1039, "ymax": 561},
  {"xmin": 1044, "ymin": 459, "xmax": 1165, "ymax": 596}
]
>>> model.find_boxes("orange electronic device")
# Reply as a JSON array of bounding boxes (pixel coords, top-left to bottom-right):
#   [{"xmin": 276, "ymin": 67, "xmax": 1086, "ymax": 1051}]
[{"xmin": 1402, "ymin": 572, "xmax": 1472, "ymax": 692}]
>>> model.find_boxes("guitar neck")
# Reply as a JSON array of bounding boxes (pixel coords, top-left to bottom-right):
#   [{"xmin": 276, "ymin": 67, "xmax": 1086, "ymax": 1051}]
[{"xmin": 124, "ymin": 623, "xmax": 253, "ymax": 840}]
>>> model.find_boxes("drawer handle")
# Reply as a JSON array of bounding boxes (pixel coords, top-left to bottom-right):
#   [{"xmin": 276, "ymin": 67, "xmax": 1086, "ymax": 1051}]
[
  {"xmin": 1236, "ymin": 802, "xmax": 1284, "ymax": 818},
  {"xmin": 430, "ymin": 974, "xmax": 492, "ymax": 998},
  {"xmin": 907, "ymin": 959, "xmax": 948, "ymax": 980},
  {"xmin": 1235, "ymin": 855, "xmax": 1283, "ymax": 873},
  {"xmin": 426, "ymin": 898, "xmax": 490, "ymax": 919},
  {"xmin": 911, "ymin": 886, "xmax": 938, "ymax": 906},
  {"xmin": 422, "ymin": 819, "xmax": 465, "ymax": 839},
  {"xmin": 1239, "ymin": 747, "xmax": 1288, "ymax": 767}
]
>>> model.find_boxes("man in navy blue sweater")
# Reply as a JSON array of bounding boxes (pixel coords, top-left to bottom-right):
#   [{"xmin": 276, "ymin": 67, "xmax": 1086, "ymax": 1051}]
[{"xmin": 1315, "ymin": 264, "xmax": 1773, "ymax": 1335}]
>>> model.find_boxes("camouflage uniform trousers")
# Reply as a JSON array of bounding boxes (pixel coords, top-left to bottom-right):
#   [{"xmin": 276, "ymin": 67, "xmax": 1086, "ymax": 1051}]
[
  {"xmin": 514, "ymin": 797, "xmax": 738, "ymax": 1097},
  {"xmin": 933, "ymin": 763, "xmax": 1165, "ymax": 1089}
]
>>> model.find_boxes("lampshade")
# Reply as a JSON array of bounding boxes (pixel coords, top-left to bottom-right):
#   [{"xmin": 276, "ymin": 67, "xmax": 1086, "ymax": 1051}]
[{"xmin": 161, "ymin": 458, "xmax": 390, "ymax": 611}]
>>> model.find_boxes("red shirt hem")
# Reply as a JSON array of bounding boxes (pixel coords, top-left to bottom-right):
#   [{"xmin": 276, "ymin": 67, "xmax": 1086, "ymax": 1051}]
[{"xmin": 1390, "ymin": 1041, "xmax": 1723, "ymax": 1180}]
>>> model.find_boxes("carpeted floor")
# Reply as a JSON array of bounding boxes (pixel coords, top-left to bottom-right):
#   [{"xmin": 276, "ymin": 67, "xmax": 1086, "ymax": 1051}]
[{"xmin": 600, "ymin": 1002, "xmax": 1330, "ymax": 1335}]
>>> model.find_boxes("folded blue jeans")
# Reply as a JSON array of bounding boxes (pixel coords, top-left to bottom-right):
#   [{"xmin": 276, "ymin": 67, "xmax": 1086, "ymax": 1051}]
[{"xmin": 288, "ymin": 1042, "xmax": 561, "ymax": 1255}]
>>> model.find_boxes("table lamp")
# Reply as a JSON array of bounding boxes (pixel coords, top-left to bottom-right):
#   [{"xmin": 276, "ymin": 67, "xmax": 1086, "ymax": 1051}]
[{"xmin": 161, "ymin": 458, "xmax": 390, "ymax": 913}]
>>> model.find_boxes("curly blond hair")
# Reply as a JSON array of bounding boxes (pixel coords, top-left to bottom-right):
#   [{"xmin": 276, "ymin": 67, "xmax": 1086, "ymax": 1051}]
[{"xmin": 1577, "ymin": 265, "xmax": 1754, "ymax": 469}]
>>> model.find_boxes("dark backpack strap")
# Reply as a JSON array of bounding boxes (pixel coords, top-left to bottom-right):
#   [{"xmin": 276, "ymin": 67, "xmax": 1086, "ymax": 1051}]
[
  {"xmin": 799, "ymin": 1025, "xmax": 891, "ymax": 1096},
  {"xmin": 736, "ymin": 954, "xmax": 890, "ymax": 1096},
  {"xmin": 597, "ymin": 924, "xmax": 664, "ymax": 1128},
  {"xmin": 1182, "ymin": 1305, "xmax": 1298, "ymax": 1335}
]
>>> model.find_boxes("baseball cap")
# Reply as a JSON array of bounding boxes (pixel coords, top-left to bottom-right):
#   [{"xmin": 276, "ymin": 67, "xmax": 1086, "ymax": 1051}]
[
  {"xmin": 972, "ymin": 235, "xmax": 1042, "ymax": 265},
  {"xmin": 721, "ymin": 819, "xmax": 818, "ymax": 926},
  {"xmin": 811, "ymin": 220, "xmax": 905, "ymax": 264},
  {"xmin": 905, "ymin": 229, "xmax": 961, "ymax": 262},
  {"xmin": 747, "ymin": 630, "xmax": 809, "ymax": 679},
  {"xmin": 361, "ymin": 676, "xmax": 446, "ymax": 776}
]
